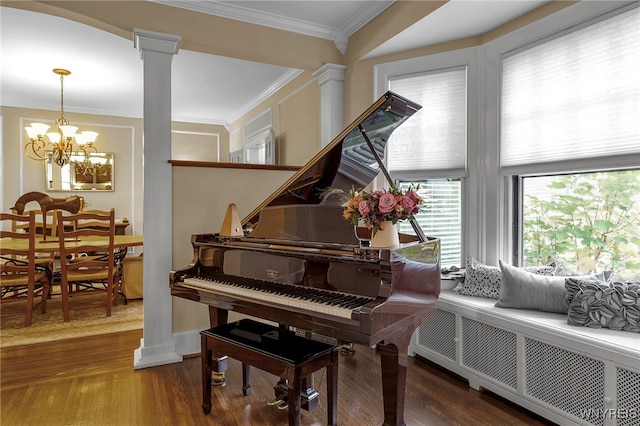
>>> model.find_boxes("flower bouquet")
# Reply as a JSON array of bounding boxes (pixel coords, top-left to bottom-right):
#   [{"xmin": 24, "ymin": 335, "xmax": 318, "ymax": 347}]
[{"xmin": 342, "ymin": 186, "xmax": 423, "ymax": 236}]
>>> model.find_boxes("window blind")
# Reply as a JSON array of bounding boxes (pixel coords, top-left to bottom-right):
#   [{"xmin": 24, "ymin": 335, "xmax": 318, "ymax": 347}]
[
  {"xmin": 501, "ymin": 6, "xmax": 640, "ymax": 168},
  {"xmin": 398, "ymin": 180, "xmax": 462, "ymax": 267},
  {"xmin": 389, "ymin": 68, "xmax": 467, "ymax": 176}
]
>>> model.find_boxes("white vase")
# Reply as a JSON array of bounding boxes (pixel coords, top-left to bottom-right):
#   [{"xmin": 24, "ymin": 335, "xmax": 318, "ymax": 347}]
[{"xmin": 370, "ymin": 220, "xmax": 399, "ymax": 249}]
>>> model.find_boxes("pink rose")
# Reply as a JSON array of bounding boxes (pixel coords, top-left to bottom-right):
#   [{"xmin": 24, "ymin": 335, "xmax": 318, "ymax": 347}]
[
  {"xmin": 401, "ymin": 196, "xmax": 416, "ymax": 213},
  {"xmin": 407, "ymin": 190, "xmax": 421, "ymax": 204},
  {"xmin": 378, "ymin": 192, "xmax": 397, "ymax": 213},
  {"xmin": 358, "ymin": 200, "xmax": 370, "ymax": 216}
]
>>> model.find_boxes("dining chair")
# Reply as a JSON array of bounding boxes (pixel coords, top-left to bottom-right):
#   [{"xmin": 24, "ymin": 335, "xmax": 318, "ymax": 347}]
[
  {"xmin": 1, "ymin": 211, "xmax": 50, "ymax": 326},
  {"xmin": 10, "ymin": 208, "xmax": 57, "ymax": 276},
  {"xmin": 72, "ymin": 208, "xmax": 127, "ymax": 274},
  {"xmin": 56, "ymin": 209, "xmax": 118, "ymax": 322}
]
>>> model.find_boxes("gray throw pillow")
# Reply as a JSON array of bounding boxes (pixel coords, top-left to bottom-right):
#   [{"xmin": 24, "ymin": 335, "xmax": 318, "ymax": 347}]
[
  {"xmin": 496, "ymin": 261, "xmax": 608, "ymax": 313},
  {"xmin": 565, "ymin": 279, "xmax": 640, "ymax": 333},
  {"xmin": 457, "ymin": 256, "xmax": 557, "ymax": 299}
]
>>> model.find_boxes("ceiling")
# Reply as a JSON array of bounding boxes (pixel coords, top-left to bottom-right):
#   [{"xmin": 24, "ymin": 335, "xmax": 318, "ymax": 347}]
[{"xmin": 0, "ymin": 1, "xmax": 548, "ymax": 126}]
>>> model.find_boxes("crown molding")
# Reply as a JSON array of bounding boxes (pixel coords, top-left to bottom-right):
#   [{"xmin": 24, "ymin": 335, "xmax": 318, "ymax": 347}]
[
  {"xmin": 152, "ymin": 1, "xmax": 393, "ymax": 53},
  {"xmin": 340, "ymin": 1, "xmax": 394, "ymax": 38}
]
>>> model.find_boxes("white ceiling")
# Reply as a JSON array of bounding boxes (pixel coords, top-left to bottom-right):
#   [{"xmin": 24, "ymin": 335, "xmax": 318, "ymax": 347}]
[{"xmin": 0, "ymin": 1, "xmax": 548, "ymax": 126}]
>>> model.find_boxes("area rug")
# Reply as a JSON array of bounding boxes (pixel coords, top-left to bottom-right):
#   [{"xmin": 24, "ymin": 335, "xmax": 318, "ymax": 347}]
[{"xmin": 0, "ymin": 295, "xmax": 143, "ymax": 348}]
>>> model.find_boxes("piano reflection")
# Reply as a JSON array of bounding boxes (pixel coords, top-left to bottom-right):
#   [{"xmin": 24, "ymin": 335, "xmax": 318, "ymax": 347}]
[{"xmin": 171, "ymin": 91, "xmax": 441, "ymax": 426}]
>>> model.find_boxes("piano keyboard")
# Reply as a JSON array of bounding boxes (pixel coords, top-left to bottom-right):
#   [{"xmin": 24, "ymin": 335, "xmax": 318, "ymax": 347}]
[{"xmin": 183, "ymin": 273, "xmax": 374, "ymax": 319}]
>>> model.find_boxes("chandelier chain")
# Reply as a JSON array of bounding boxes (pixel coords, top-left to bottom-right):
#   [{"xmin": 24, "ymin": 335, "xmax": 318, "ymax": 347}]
[{"xmin": 57, "ymin": 72, "xmax": 68, "ymax": 126}]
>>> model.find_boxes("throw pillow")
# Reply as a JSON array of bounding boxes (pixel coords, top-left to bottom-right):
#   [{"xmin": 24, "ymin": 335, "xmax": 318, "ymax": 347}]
[
  {"xmin": 565, "ymin": 279, "xmax": 640, "ymax": 333},
  {"xmin": 456, "ymin": 256, "xmax": 557, "ymax": 299},
  {"xmin": 496, "ymin": 261, "xmax": 608, "ymax": 313}
]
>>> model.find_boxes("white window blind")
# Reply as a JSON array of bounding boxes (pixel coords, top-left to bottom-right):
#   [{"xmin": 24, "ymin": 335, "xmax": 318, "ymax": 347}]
[
  {"xmin": 501, "ymin": 6, "xmax": 640, "ymax": 168},
  {"xmin": 389, "ymin": 68, "xmax": 467, "ymax": 176},
  {"xmin": 398, "ymin": 180, "xmax": 462, "ymax": 267}
]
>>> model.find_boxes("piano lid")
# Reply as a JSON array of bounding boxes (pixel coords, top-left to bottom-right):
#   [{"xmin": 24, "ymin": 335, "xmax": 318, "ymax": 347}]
[{"xmin": 242, "ymin": 91, "xmax": 421, "ymax": 228}]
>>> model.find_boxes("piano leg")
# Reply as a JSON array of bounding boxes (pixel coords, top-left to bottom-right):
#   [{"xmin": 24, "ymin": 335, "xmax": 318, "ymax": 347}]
[
  {"xmin": 378, "ymin": 342, "xmax": 408, "ymax": 426},
  {"xmin": 208, "ymin": 306, "xmax": 229, "ymax": 327},
  {"xmin": 209, "ymin": 307, "xmax": 229, "ymax": 386}
]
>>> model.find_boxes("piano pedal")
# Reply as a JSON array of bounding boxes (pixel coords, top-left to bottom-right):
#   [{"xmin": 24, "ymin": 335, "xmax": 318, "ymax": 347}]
[
  {"xmin": 267, "ymin": 398, "xmax": 284, "ymax": 406},
  {"xmin": 277, "ymin": 400, "xmax": 289, "ymax": 410},
  {"xmin": 211, "ymin": 371, "xmax": 226, "ymax": 387},
  {"xmin": 340, "ymin": 343, "xmax": 356, "ymax": 355}
]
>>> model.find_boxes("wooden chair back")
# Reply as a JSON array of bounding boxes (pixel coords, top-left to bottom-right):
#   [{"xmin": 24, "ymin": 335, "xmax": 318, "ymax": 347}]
[
  {"xmin": 1, "ymin": 211, "xmax": 49, "ymax": 326},
  {"xmin": 56, "ymin": 209, "xmax": 117, "ymax": 321},
  {"xmin": 76, "ymin": 209, "xmax": 114, "ymax": 231},
  {"xmin": 11, "ymin": 209, "xmax": 57, "ymax": 238}
]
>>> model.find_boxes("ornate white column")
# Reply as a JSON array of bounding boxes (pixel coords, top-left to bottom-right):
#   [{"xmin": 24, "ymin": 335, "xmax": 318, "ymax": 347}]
[
  {"xmin": 133, "ymin": 28, "xmax": 182, "ymax": 369},
  {"xmin": 313, "ymin": 64, "xmax": 347, "ymax": 147}
]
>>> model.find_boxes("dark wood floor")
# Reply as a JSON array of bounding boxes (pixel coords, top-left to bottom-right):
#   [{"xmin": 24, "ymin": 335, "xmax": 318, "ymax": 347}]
[{"xmin": 1, "ymin": 329, "xmax": 555, "ymax": 425}]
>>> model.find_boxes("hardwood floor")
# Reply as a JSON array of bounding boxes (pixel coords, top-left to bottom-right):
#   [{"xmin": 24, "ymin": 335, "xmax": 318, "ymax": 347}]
[{"xmin": 1, "ymin": 330, "xmax": 555, "ymax": 425}]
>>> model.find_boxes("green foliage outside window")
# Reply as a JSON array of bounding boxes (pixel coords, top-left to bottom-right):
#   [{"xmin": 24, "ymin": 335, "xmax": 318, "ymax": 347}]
[{"xmin": 523, "ymin": 170, "xmax": 640, "ymax": 281}]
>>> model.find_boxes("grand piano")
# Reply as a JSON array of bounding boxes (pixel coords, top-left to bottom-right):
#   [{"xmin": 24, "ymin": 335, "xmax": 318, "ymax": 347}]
[{"xmin": 170, "ymin": 91, "xmax": 441, "ymax": 426}]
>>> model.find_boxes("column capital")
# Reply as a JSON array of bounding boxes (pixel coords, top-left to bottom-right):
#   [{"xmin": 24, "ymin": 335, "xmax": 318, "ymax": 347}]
[
  {"xmin": 313, "ymin": 63, "xmax": 347, "ymax": 86},
  {"xmin": 134, "ymin": 28, "xmax": 181, "ymax": 58}
]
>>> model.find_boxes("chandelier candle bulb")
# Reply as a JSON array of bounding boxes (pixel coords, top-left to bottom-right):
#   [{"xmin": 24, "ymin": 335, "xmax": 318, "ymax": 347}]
[
  {"xmin": 46, "ymin": 132, "xmax": 62, "ymax": 144},
  {"xmin": 81, "ymin": 131, "xmax": 99, "ymax": 144},
  {"xmin": 26, "ymin": 123, "xmax": 50, "ymax": 138},
  {"xmin": 59, "ymin": 125, "xmax": 78, "ymax": 139}
]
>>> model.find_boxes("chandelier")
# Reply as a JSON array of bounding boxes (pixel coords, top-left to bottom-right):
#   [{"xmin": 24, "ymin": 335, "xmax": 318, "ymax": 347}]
[{"xmin": 24, "ymin": 68, "xmax": 99, "ymax": 167}]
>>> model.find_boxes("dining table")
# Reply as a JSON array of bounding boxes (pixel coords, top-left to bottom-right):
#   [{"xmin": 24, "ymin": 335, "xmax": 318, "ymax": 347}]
[
  {"xmin": 0, "ymin": 234, "xmax": 143, "ymax": 253},
  {"xmin": 1, "ymin": 234, "xmax": 144, "ymax": 298}
]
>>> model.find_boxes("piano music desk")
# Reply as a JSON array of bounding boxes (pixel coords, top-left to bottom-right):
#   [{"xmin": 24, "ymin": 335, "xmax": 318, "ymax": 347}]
[{"xmin": 200, "ymin": 319, "xmax": 339, "ymax": 426}]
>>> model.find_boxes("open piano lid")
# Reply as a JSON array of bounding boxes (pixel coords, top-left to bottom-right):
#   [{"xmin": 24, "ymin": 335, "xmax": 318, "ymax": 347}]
[{"xmin": 242, "ymin": 91, "xmax": 422, "ymax": 230}]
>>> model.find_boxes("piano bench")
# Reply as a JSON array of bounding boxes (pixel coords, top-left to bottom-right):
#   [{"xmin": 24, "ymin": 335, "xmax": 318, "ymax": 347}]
[{"xmin": 200, "ymin": 319, "xmax": 339, "ymax": 426}]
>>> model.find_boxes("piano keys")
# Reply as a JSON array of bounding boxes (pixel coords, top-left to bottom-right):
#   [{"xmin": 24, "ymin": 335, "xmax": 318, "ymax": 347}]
[
  {"xmin": 182, "ymin": 273, "xmax": 375, "ymax": 319},
  {"xmin": 171, "ymin": 91, "xmax": 441, "ymax": 426}
]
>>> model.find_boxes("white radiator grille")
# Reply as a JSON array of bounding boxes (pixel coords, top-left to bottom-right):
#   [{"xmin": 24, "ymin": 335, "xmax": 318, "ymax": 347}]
[
  {"xmin": 525, "ymin": 338, "xmax": 605, "ymax": 426},
  {"xmin": 417, "ymin": 309, "xmax": 456, "ymax": 361},
  {"xmin": 616, "ymin": 367, "xmax": 640, "ymax": 426},
  {"xmin": 461, "ymin": 317, "xmax": 517, "ymax": 388}
]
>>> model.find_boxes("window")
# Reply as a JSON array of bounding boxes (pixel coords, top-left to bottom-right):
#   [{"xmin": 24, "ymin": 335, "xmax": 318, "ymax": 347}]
[
  {"xmin": 397, "ymin": 179, "xmax": 462, "ymax": 267},
  {"xmin": 386, "ymin": 68, "xmax": 467, "ymax": 268},
  {"xmin": 501, "ymin": 6, "xmax": 639, "ymax": 173},
  {"xmin": 502, "ymin": 6, "xmax": 640, "ymax": 279},
  {"xmin": 518, "ymin": 170, "xmax": 640, "ymax": 281},
  {"xmin": 374, "ymin": 2, "xmax": 637, "ymax": 270},
  {"xmin": 388, "ymin": 69, "xmax": 466, "ymax": 176}
]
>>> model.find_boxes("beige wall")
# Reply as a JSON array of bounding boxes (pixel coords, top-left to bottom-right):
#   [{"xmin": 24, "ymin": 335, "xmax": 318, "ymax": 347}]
[
  {"xmin": 230, "ymin": 70, "xmax": 321, "ymax": 166},
  {"xmin": 172, "ymin": 122, "xmax": 228, "ymax": 162},
  {"xmin": 277, "ymin": 83, "xmax": 320, "ymax": 165}
]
